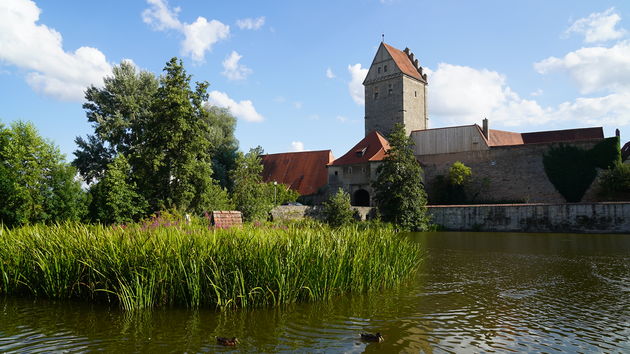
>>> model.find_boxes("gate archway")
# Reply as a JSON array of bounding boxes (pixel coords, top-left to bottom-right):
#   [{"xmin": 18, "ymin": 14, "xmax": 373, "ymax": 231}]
[{"xmin": 353, "ymin": 189, "xmax": 370, "ymax": 207}]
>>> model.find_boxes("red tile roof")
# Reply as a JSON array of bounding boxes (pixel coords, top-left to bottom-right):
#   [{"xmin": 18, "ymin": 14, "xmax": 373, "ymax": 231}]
[
  {"xmin": 488, "ymin": 129, "xmax": 524, "ymax": 146},
  {"xmin": 521, "ymin": 127, "xmax": 604, "ymax": 144},
  {"xmin": 330, "ymin": 131, "xmax": 390, "ymax": 166},
  {"xmin": 382, "ymin": 43, "xmax": 426, "ymax": 82},
  {"xmin": 261, "ymin": 150, "xmax": 334, "ymax": 196}
]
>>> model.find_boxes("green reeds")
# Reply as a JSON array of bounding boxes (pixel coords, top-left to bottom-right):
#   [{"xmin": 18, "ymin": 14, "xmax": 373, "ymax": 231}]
[{"xmin": 0, "ymin": 221, "xmax": 421, "ymax": 311}]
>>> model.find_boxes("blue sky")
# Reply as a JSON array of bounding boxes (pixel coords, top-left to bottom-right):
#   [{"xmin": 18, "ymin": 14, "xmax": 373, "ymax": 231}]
[{"xmin": 1, "ymin": 0, "xmax": 630, "ymax": 162}]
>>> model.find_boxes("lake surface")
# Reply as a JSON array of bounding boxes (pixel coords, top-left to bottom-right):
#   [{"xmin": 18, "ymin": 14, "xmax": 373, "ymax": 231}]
[{"xmin": 1, "ymin": 232, "xmax": 629, "ymax": 352}]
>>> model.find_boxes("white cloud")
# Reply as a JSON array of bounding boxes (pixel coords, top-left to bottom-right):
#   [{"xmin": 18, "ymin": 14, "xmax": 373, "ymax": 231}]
[
  {"xmin": 326, "ymin": 67, "xmax": 335, "ymax": 79},
  {"xmin": 274, "ymin": 96, "xmax": 286, "ymax": 103},
  {"xmin": 293, "ymin": 101, "xmax": 303, "ymax": 109},
  {"xmin": 0, "ymin": 0, "xmax": 112, "ymax": 101},
  {"xmin": 236, "ymin": 17, "xmax": 265, "ymax": 30},
  {"xmin": 428, "ymin": 62, "xmax": 630, "ymax": 130},
  {"xmin": 565, "ymin": 8, "xmax": 626, "ymax": 43},
  {"xmin": 308, "ymin": 114, "xmax": 320, "ymax": 120},
  {"xmin": 291, "ymin": 141, "xmax": 305, "ymax": 152},
  {"xmin": 221, "ymin": 51, "xmax": 252, "ymax": 80},
  {"xmin": 336, "ymin": 115, "xmax": 348, "ymax": 123},
  {"xmin": 142, "ymin": 0, "xmax": 229, "ymax": 62},
  {"xmin": 530, "ymin": 89, "xmax": 543, "ymax": 97},
  {"xmin": 207, "ymin": 90, "xmax": 263, "ymax": 122},
  {"xmin": 534, "ymin": 40, "xmax": 630, "ymax": 94},
  {"xmin": 348, "ymin": 63, "xmax": 368, "ymax": 105}
]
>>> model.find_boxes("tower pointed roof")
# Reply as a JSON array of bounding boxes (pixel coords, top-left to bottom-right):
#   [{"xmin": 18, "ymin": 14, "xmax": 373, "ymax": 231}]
[
  {"xmin": 329, "ymin": 131, "xmax": 390, "ymax": 166},
  {"xmin": 381, "ymin": 43, "xmax": 427, "ymax": 82}
]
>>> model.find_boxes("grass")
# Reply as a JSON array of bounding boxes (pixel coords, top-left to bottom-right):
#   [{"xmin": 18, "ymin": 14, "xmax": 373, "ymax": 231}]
[{"xmin": 0, "ymin": 218, "xmax": 422, "ymax": 311}]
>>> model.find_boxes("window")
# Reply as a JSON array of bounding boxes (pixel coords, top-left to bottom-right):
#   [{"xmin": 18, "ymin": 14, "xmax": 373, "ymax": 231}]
[
  {"xmin": 348, "ymin": 167, "xmax": 353, "ymax": 175},
  {"xmin": 414, "ymin": 91, "xmax": 417, "ymax": 97},
  {"xmin": 388, "ymin": 84, "xmax": 393, "ymax": 95},
  {"xmin": 373, "ymin": 87, "xmax": 379, "ymax": 100},
  {"xmin": 377, "ymin": 67, "xmax": 381, "ymax": 74},
  {"xmin": 334, "ymin": 171, "xmax": 338, "ymax": 176},
  {"xmin": 384, "ymin": 65, "xmax": 388, "ymax": 72}
]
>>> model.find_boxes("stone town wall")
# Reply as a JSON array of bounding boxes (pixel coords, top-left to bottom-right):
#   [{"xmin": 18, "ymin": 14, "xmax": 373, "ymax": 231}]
[
  {"xmin": 419, "ymin": 140, "xmax": 602, "ymax": 204},
  {"xmin": 271, "ymin": 203, "xmax": 629, "ymax": 233},
  {"xmin": 428, "ymin": 202, "xmax": 630, "ymax": 234}
]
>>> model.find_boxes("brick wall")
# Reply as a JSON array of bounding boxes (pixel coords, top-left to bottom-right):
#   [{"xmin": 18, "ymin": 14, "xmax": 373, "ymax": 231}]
[{"xmin": 211, "ymin": 211, "xmax": 243, "ymax": 228}]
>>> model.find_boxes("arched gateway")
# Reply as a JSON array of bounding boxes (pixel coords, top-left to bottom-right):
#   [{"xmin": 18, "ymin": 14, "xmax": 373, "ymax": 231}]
[{"xmin": 353, "ymin": 189, "xmax": 370, "ymax": 207}]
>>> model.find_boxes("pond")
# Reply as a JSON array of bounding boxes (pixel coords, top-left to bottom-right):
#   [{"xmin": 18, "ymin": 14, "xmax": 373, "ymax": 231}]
[{"xmin": 1, "ymin": 232, "xmax": 629, "ymax": 352}]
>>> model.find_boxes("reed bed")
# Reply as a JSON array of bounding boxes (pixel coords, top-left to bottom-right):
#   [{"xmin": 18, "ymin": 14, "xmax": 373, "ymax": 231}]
[{"xmin": 0, "ymin": 220, "xmax": 422, "ymax": 311}]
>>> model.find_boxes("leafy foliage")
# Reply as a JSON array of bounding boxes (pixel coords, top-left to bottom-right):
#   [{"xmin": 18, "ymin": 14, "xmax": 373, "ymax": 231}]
[
  {"xmin": 0, "ymin": 121, "xmax": 86, "ymax": 227},
  {"xmin": 598, "ymin": 161, "xmax": 630, "ymax": 201},
  {"xmin": 323, "ymin": 188, "xmax": 355, "ymax": 227},
  {"xmin": 231, "ymin": 147, "xmax": 273, "ymax": 221},
  {"xmin": 543, "ymin": 138, "xmax": 621, "ymax": 202},
  {"xmin": 372, "ymin": 124, "xmax": 429, "ymax": 231},
  {"xmin": 432, "ymin": 161, "xmax": 473, "ymax": 204},
  {"xmin": 74, "ymin": 58, "xmax": 238, "ymax": 219},
  {"xmin": 88, "ymin": 155, "xmax": 147, "ymax": 224}
]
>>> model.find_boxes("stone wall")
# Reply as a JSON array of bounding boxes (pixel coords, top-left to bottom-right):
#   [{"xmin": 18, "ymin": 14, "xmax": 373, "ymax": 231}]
[
  {"xmin": 270, "ymin": 205, "xmax": 374, "ymax": 222},
  {"xmin": 420, "ymin": 140, "xmax": 602, "ymax": 204},
  {"xmin": 428, "ymin": 203, "xmax": 630, "ymax": 234}
]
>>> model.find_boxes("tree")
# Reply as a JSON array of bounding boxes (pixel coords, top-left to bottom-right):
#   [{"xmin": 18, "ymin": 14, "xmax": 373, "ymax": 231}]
[
  {"xmin": 598, "ymin": 161, "xmax": 630, "ymax": 201},
  {"xmin": 75, "ymin": 60, "xmax": 159, "ymax": 183},
  {"xmin": 74, "ymin": 58, "xmax": 239, "ymax": 215},
  {"xmin": 372, "ymin": 124, "xmax": 429, "ymax": 231},
  {"xmin": 231, "ymin": 147, "xmax": 273, "ymax": 221},
  {"xmin": 322, "ymin": 188, "xmax": 355, "ymax": 227},
  {"xmin": 0, "ymin": 121, "xmax": 86, "ymax": 227},
  {"xmin": 88, "ymin": 155, "xmax": 147, "ymax": 224}
]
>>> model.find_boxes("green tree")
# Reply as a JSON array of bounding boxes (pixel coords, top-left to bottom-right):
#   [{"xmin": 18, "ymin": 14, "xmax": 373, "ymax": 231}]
[
  {"xmin": 75, "ymin": 61, "xmax": 159, "ymax": 183},
  {"xmin": 0, "ymin": 121, "xmax": 86, "ymax": 227},
  {"xmin": 88, "ymin": 155, "xmax": 147, "ymax": 224},
  {"xmin": 322, "ymin": 188, "xmax": 355, "ymax": 227},
  {"xmin": 598, "ymin": 161, "xmax": 630, "ymax": 201},
  {"xmin": 449, "ymin": 161, "xmax": 472, "ymax": 186},
  {"xmin": 231, "ymin": 147, "xmax": 272, "ymax": 221},
  {"xmin": 372, "ymin": 124, "xmax": 429, "ymax": 231}
]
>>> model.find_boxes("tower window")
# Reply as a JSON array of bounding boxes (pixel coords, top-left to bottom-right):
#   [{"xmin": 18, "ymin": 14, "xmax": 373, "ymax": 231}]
[
  {"xmin": 377, "ymin": 67, "xmax": 381, "ymax": 74},
  {"xmin": 384, "ymin": 65, "xmax": 388, "ymax": 72},
  {"xmin": 388, "ymin": 84, "xmax": 393, "ymax": 95},
  {"xmin": 373, "ymin": 87, "xmax": 379, "ymax": 100},
  {"xmin": 414, "ymin": 91, "xmax": 417, "ymax": 97}
]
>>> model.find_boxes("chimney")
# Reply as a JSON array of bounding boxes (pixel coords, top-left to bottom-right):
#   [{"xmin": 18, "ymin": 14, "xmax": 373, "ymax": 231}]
[
  {"xmin": 616, "ymin": 128, "xmax": 620, "ymax": 137},
  {"xmin": 482, "ymin": 118, "xmax": 490, "ymax": 140}
]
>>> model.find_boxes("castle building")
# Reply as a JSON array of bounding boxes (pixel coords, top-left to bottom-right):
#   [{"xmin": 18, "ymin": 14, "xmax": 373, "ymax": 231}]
[{"xmin": 263, "ymin": 42, "xmax": 624, "ymax": 206}]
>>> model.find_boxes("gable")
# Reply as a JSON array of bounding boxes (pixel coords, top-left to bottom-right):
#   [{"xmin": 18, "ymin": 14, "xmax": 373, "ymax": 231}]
[{"xmin": 363, "ymin": 43, "xmax": 401, "ymax": 85}]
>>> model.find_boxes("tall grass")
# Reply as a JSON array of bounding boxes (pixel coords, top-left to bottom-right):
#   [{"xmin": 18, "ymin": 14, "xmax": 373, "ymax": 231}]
[{"xmin": 0, "ymin": 220, "xmax": 422, "ymax": 311}]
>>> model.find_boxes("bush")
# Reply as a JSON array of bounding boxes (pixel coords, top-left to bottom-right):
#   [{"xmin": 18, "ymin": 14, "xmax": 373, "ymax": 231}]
[
  {"xmin": 598, "ymin": 161, "xmax": 630, "ymax": 201},
  {"xmin": 323, "ymin": 188, "xmax": 355, "ymax": 227}
]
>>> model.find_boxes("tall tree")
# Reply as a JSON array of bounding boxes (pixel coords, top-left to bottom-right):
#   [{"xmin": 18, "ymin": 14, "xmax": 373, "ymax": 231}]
[
  {"xmin": 231, "ymin": 147, "xmax": 273, "ymax": 221},
  {"xmin": 0, "ymin": 121, "xmax": 85, "ymax": 227},
  {"xmin": 372, "ymin": 124, "xmax": 429, "ymax": 231},
  {"xmin": 142, "ymin": 57, "xmax": 218, "ymax": 212},
  {"xmin": 74, "ymin": 61, "xmax": 159, "ymax": 183}
]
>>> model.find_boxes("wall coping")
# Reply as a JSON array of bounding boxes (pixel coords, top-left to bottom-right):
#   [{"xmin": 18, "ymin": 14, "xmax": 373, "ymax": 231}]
[{"xmin": 427, "ymin": 202, "xmax": 630, "ymax": 208}]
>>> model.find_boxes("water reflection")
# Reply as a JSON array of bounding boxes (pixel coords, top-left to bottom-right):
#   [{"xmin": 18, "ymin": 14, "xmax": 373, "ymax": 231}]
[{"xmin": 1, "ymin": 232, "xmax": 629, "ymax": 352}]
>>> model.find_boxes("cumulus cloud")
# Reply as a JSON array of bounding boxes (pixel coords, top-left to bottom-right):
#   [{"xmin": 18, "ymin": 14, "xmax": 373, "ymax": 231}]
[
  {"xmin": 290, "ymin": 141, "xmax": 305, "ymax": 152},
  {"xmin": 428, "ymin": 62, "xmax": 630, "ymax": 130},
  {"xmin": 348, "ymin": 63, "xmax": 368, "ymax": 105},
  {"xmin": 565, "ymin": 8, "xmax": 626, "ymax": 43},
  {"xmin": 221, "ymin": 51, "xmax": 252, "ymax": 80},
  {"xmin": 534, "ymin": 40, "xmax": 630, "ymax": 94},
  {"xmin": 293, "ymin": 101, "xmax": 302, "ymax": 109},
  {"xmin": 0, "ymin": 0, "xmax": 112, "ymax": 101},
  {"xmin": 336, "ymin": 115, "xmax": 348, "ymax": 123},
  {"xmin": 142, "ymin": 0, "xmax": 229, "ymax": 62},
  {"xmin": 326, "ymin": 67, "xmax": 335, "ymax": 79},
  {"xmin": 207, "ymin": 90, "xmax": 263, "ymax": 122},
  {"xmin": 236, "ymin": 17, "xmax": 265, "ymax": 30}
]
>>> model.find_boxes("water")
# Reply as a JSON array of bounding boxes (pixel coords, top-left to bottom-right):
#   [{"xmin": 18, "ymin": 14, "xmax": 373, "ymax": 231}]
[{"xmin": 1, "ymin": 232, "xmax": 629, "ymax": 352}]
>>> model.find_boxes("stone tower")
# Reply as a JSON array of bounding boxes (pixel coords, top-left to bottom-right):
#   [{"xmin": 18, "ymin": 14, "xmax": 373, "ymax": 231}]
[{"xmin": 363, "ymin": 42, "xmax": 428, "ymax": 137}]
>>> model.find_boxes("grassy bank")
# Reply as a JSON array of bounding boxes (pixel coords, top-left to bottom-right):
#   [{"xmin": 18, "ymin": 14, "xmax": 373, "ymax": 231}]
[{"xmin": 0, "ymin": 220, "xmax": 421, "ymax": 310}]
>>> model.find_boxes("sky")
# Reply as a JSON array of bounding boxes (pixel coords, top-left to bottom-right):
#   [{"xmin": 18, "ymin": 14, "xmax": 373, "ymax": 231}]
[{"xmin": 1, "ymin": 0, "xmax": 630, "ymax": 162}]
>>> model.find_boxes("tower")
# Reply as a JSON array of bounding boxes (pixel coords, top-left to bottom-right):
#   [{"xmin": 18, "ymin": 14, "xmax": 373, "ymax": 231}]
[{"xmin": 363, "ymin": 43, "xmax": 428, "ymax": 137}]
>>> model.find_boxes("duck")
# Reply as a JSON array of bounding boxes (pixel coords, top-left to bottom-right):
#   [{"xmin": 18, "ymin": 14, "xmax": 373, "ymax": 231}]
[
  {"xmin": 360, "ymin": 332, "xmax": 384, "ymax": 342},
  {"xmin": 216, "ymin": 336, "xmax": 239, "ymax": 346}
]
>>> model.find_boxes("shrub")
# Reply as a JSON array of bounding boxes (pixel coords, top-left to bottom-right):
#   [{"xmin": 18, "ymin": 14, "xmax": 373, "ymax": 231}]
[
  {"xmin": 323, "ymin": 188, "xmax": 355, "ymax": 227},
  {"xmin": 598, "ymin": 161, "xmax": 630, "ymax": 201}
]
